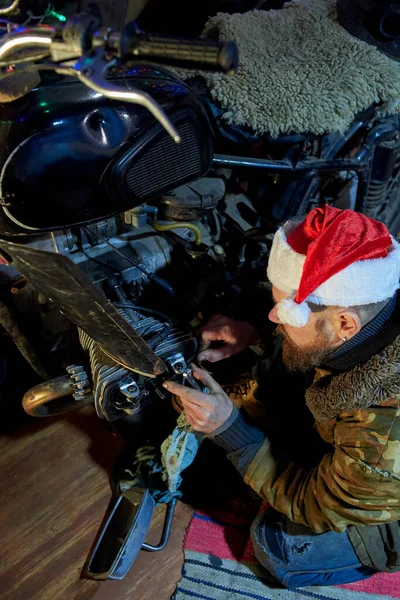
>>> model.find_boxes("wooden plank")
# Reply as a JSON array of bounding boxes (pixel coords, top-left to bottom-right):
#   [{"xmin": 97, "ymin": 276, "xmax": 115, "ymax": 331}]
[{"xmin": 0, "ymin": 405, "xmax": 193, "ymax": 600}]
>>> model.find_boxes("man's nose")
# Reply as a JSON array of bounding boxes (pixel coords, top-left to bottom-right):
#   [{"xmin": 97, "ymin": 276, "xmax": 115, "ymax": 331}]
[{"xmin": 268, "ymin": 305, "xmax": 282, "ymax": 324}]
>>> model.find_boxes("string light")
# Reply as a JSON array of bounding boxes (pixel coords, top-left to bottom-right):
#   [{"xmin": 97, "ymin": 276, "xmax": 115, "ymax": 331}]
[{"xmin": 48, "ymin": 9, "xmax": 67, "ymax": 22}]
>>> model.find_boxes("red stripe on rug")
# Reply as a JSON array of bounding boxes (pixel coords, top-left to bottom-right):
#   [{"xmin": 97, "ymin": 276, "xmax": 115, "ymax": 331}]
[
  {"xmin": 195, "ymin": 498, "xmax": 266, "ymax": 527},
  {"xmin": 337, "ymin": 571, "xmax": 400, "ymax": 598},
  {"xmin": 184, "ymin": 513, "xmax": 258, "ymax": 564}
]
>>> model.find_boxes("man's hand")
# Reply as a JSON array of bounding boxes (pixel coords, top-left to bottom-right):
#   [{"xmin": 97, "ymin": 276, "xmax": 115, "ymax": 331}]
[
  {"xmin": 163, "ymin": 365, "xmax": 234, "ymax": 433},
  {"xmin": 197, "ymin": 315, "xmax": 259, "ymax": 363}
]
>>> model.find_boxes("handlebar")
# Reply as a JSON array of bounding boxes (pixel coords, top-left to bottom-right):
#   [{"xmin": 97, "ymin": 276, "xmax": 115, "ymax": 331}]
[
  {"xmin": 0, "ymin": 13, "xmax": 239, "ymax": 141},
  {"xmin": 119, "ymin": 25, "xmax": 238, "ymax": 74},
  {"xmin": 132, "ymin": 36, "xmax": 237, "ymax": 73}
]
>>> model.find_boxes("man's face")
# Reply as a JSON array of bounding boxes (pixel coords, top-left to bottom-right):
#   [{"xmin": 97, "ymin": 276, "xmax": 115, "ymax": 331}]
[{"xmin": 268, "ymin": 286, "xmax": 337, "ymax": 372}]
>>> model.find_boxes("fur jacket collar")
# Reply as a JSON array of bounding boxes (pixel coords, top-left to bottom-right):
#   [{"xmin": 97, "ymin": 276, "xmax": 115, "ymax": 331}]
[{"xmin": 306, "ymin": 336, "xmax": 400, "ymax": 422}]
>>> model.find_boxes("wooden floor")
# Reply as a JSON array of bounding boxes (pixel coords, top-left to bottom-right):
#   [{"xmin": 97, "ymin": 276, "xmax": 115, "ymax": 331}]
[{"xmin": 0, "ymin": 404, "xmax": 194, "ymax": 600}]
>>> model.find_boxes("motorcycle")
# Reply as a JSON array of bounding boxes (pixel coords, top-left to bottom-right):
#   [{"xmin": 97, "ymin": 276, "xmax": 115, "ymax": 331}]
[{"xmin": 0, "ymin": 1, "xmax": 399, "ymax": 580}]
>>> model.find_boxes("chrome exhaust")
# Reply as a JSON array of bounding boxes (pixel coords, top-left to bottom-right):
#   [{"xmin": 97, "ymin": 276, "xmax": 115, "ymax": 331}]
[{"xmin": 22, "ymin": 375, "xmax": 93, "ymax": 417}]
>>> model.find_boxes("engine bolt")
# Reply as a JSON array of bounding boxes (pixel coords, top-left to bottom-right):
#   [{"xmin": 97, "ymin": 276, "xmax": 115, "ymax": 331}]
[
  {"xmin": 174, "ymin": 362, "xmax": 184, "ymax": 372},
  {"xmin": 127, "ymin": 385, "xmax": 137, "ymax": 393}
]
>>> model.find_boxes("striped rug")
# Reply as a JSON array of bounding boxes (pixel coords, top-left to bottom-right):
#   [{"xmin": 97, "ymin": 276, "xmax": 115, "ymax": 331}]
[{"xmin": 173, "ymin": 495, "xmax": 400, "ymax": 600}]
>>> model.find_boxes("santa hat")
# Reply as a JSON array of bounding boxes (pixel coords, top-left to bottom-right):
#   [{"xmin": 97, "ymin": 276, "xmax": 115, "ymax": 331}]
[{"xmin": 267, "ymin": 205, "xmax": 400, "ymax": 327}]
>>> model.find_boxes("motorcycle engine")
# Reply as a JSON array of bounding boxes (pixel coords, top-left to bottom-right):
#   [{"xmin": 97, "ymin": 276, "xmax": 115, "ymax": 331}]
[
  {"xmin": 2, "ymin": 174, "xmax": 268, "ymax": 424},
  {"xmin": 50, "ymin": 177, "xmax": 231, "ymax": 422}
]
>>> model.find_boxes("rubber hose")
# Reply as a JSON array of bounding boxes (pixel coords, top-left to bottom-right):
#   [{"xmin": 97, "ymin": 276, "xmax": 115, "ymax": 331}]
[{"xmin": 152, "ymin": 222, "xmax": 202, "ymax": 246}]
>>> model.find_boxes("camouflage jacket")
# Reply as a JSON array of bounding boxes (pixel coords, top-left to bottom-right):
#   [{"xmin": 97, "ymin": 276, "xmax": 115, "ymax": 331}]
[{"xmin": 229, "ymin": 335, "xmax": 400, "ymax": 570}]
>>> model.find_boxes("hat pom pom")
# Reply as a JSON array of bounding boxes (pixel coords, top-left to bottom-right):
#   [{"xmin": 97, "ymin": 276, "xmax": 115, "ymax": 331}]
[{"xmin": 277, "ymin": 297, "xmax": 311, "ymax": 327}]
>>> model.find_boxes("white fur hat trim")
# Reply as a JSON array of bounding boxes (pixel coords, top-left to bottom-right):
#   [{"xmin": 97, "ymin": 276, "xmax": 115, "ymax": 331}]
[{"xmin": 276, "ymin": 297, "xmax": 311, "ymax": 327}]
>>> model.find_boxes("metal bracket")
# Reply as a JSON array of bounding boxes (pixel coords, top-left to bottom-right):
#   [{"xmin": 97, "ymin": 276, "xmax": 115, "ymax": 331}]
[{"xmin": 86, "ymin": 489, "xmax": 177, "ymax": 580}]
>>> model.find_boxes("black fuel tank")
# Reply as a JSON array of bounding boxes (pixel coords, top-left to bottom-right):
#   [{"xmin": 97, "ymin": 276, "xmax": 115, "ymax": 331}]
[{"xmin": 0, "ymin": 66, "xmax": 213, "ymax": 235}]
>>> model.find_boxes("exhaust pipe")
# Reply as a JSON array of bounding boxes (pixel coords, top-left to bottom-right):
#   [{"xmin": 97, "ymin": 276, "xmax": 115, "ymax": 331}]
[{"xmin": 22, "ymin": 375, "xmax": 93, "ymax": 417}]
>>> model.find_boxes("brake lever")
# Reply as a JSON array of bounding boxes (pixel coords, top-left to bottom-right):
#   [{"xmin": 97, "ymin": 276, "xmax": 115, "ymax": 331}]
[{"xmin": 59, "ymin": 48, "xmax": 181, "ymax": 143}]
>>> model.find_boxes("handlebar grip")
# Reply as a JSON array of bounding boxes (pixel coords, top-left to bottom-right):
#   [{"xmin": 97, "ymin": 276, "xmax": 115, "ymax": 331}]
[{"xmin": 123, "ymin": 30, "xmax": 238, "ymax": 74}]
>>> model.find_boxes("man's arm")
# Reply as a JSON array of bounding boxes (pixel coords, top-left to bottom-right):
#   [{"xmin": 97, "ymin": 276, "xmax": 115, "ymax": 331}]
[
  {"xmin": 211, "ymin": 404, "xmax": 400, "ymax": 533},
  {"xmin": 164, "ymin": 367, "xmax": 400, "ymax": 534}
]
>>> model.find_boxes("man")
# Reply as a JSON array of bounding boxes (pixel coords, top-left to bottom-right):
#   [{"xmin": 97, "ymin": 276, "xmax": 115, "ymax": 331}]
[{"xmin": 163, "ymin": 205, "xmax": 400, "ymax": 588}]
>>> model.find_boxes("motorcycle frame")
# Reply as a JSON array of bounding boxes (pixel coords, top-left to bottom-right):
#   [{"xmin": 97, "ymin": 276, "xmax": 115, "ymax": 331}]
[{"xmin": 212, "ymin": 115, "xmax": 399, "ymax": 220}]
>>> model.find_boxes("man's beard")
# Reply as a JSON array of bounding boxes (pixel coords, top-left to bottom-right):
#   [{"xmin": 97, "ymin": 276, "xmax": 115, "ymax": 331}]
[{"xmin": 276, "ymin": 321, "xmax": 334, "ymax": 372}]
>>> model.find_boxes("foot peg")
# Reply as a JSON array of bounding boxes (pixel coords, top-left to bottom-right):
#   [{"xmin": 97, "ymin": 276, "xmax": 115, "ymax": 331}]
[{"xmin": 86, "ymin": 488, "xmax": 177, "ymax": 580}]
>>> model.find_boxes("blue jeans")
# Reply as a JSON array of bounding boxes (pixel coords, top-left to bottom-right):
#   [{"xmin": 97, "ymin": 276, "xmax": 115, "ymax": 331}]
[{"xmin": 251, "ymin": 509, "xmax": 376, "ymax": 588}]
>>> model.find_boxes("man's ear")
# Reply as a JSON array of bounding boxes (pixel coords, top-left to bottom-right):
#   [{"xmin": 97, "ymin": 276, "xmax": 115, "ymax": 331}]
[{"xmin": 331, "ymin": 309, "xmax": 362, "ymax": 342}]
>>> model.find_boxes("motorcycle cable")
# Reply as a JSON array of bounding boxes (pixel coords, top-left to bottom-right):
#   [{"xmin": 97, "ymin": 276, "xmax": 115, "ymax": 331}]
[
  {"xmin": 78, "ymin": 235, "xmax": 172, "ymax": 324},
  {"xmin": 112, "ymin": 303, "xmax": 171, "ymax": 325},
  {"xmin": 82, "ymin": 227, "xmax": 176, "ymax": 298}
]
